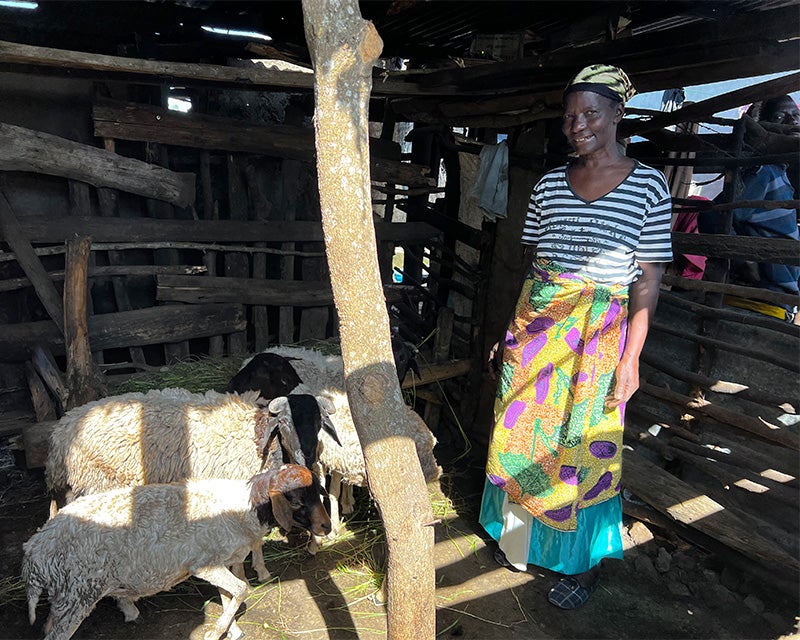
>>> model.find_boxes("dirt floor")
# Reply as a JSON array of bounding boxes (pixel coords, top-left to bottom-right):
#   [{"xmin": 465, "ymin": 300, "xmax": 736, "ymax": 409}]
[{"xmin": 1, "ymin": 445, "xmax": 798, "ymax": 640}]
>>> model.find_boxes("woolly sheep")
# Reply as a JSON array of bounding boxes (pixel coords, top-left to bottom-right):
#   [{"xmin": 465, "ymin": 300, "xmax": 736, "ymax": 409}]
[
  {"xmin": 45, "ymin": 387, "xmax": 335, "ymax": 576},
  {"xmin": 23, "ymin": 464, "xmax": 330, "ymax": 640}
]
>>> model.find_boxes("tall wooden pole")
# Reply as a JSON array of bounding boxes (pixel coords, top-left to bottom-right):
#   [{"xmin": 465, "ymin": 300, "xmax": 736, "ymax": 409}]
[{"xmin": 301, "ymin": 2, "xmax": 436, "ymax": 638}]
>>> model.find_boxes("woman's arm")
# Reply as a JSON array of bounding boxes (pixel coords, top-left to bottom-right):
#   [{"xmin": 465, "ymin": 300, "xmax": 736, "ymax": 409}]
[{"xmin": 605, "ymin": 261, "xmax": 664, "ymax": 409}]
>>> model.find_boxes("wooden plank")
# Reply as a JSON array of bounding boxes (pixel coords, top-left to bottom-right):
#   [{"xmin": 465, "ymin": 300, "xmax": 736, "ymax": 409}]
[
  {"xmin": 423, "ymin": 307, "xmax": 454, "ymax": 431},
  {"xmin": 658, "ymin": 290, "xmax": 800, "ymax": 338},
  {"xmin": 24, "ymin": 362, "xmax": 57, "ymax": 422},
  {"xmin": 622, "ymin": 72, "xmax": 800, "ymax": 137},
  {"xmin": 661, "ymin": 273, "xmax": 799, "ymax": 308},
  {"xmin": 671, "ymin": 233, "xmax": 800, "ymax": 267},
  {"xmin": 156, "ymin": 274, "xmax": 429, "ymax": 307},
  {"xmin": 400, "ymin": 358, "xmax": 471, "ymax": 389},
  {"xmin": 638, "ymin": 382, "xmax": 799, "ymax": 451},
  {"xmin": 622, "ymin": 449, "xmax": 799, "ymax": 570},
  {"xmin": 199, "ymin": 150, "xmax": 224, "ymax": 357},
  {"xmin": 0, "ymin": 189, "xmax": 64, "ymax": 334},
  {"xmin": 93, "ymin": 101, "xmax": 411, "ymax": 182},
  {"xmin": 243, "ymin": 161, "xmax": 273, "ymax": 352},
  {"xmin": 224, "ymin": 154, "xmax": 250, "ymax": 356},
  {"xmin": 0, "ymin": 264, "xmax": 208, "ymax": 293},
  {"xmin": 649, "ymin": 322, "xmax": 799, "ymax": 374},
  {"xmin": 2, "ymin": 215, "xmax": 442, "ymax": 245},
  {"xmin": 417, "ymin": 7, "xmax": 799, "ymax": 91},
  {"xmin": 30, "ymin": 345, "xmax": 68, "ymax": 413},
  {"xmin": 0, "ymin": 122, "xmax": 195, "ymax": 207},
  {"xmin": 0, "ymin": 303, "xmax": 246, "ymax": 361},
  {"xmin": 640, "ymin": 351, "xmax": 793, "ymax": 410},
  {"xmin": 63, "ymin": 236, "xmax": 107, "ymax": 409}
]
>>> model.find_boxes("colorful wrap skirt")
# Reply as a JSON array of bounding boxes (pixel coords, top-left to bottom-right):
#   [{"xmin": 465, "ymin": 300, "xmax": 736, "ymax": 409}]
[{"xmin": 485, "ymin": 259, "xmax": 629, "ymax": 533}]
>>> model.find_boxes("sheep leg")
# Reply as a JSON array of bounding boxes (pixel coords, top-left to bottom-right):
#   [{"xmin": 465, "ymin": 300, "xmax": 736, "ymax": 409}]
[
  {"xmin": 218, "ymin": 591, "xmax": 244, "ymax": 640},
  {"xmin": 340, "ymin": 482, "xmax": 355, "ymax": 515},
  {"xmin": 328, "ymin": 471, "xmax": 343, "ymax": 533},
  {"xmin": 248, "ymin": 541, "xmax": 271, "ymax": 583},
  {"xmin": 193, "ymin": 566, "xmax": 249, "ymax": 640},
  {"xmin": 42, "ymin": 599, "xmax": 95, "ymax": 640},
  {"xmin": 115, "ymin": 596, "xmax": 141, "ymax": 622},
  {"xmin": 230, "ymin": 562, "xmax": 246, "ymax": 582}
]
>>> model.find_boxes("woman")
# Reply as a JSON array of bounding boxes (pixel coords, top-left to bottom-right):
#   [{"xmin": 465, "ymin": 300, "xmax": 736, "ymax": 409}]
[{"xmin": 480, "ymin": 64, "xmax": 672, "ymax": 609}]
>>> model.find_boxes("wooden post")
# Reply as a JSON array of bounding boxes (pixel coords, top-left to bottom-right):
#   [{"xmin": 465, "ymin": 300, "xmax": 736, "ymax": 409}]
[
  {"xmin": 279, "ymin": 159, "xmax": 301, "ymax": 344},
  {"xmin": 24, "ymin": 362, "xmax": 57, "ymax": 422},
  {"xmin": 423, "ymin": 307, "xmax": 454, "ymax": 431},
  {"xmin": 63, "ymin": 236, "xmax": 107, "ymax": 409},
  {"xmin": 244, "ymin": 161, "xmax": 273, "ymax": 352},
  {"xmin": 302, "ymin": 2, "xmax": 436, "ymax": 637},
  {"xmin": 225, "ymin": 154, "xmax": 250, "ymax": 355},
  {"xmin": 96, "ymin": 166, "xmax": 148, "ymax": 367},
  {"xmin": 200, "ymin": 150, "xmax": 224, "ymax": 357},
  {"xmin": 30, "ymin": 345, "xmax": 68, "ymax": 414}
]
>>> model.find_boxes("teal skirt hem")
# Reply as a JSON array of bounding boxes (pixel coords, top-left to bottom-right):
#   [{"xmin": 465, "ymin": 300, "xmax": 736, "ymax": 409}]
[{"xmin": 479, "ymin": 477, "xmax": 623, "ymax": 575}]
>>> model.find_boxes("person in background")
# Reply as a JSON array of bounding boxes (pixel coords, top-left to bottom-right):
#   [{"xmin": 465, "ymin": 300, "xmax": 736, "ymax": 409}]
[
  {"xmin": 725, "ymin": 95, "xmax": 800, "ymax": 321},
  {"xmin": 481, "ymin": 64, "xmax": 672, "ymax": 609},
  {"xmin": 670, "ymin": 195, "xmax": 709, "ymax": 280}
]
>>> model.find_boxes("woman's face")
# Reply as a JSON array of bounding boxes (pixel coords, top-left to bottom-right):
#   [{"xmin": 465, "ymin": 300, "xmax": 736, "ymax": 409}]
[{"xmin": 562, "ymin": 91, "xmax": 623, "ymax": 156}]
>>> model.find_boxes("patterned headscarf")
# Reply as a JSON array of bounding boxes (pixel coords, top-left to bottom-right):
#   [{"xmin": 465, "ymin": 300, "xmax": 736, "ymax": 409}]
[{"xmin": 564, "ymin": 64, "xmax": 636, "ymax": 104}]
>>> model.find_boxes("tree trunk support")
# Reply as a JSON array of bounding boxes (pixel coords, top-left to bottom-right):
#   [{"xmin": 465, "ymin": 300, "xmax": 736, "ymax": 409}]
[
  {"xmin": 302, "ymin": 2, "xmax": 436, "ymax": 637},
  {"xmin": 63, "ymin": 236, "xmax": 107, "ymax": 409}
]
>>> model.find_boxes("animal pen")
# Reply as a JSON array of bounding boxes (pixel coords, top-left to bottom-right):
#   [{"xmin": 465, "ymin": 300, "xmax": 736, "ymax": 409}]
[{"xmin": 0, "ymin": 1, "xmax": 798, "ymax": 639}]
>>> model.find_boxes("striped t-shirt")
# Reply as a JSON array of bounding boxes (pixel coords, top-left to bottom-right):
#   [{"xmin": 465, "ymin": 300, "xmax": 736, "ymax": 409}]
[{"xmin": 522, "ymin": 161, "xmax": 673, "ymax": 285}]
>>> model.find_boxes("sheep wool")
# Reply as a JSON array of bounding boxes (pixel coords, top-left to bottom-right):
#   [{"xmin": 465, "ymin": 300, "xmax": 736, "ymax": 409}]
[
  {"xmin": 46, "ymin": 388, "xmax": 266, "ymax": 498},
  {"xmin": 23, "ymin": 478, "xmax": 269, "ymax": 640}
]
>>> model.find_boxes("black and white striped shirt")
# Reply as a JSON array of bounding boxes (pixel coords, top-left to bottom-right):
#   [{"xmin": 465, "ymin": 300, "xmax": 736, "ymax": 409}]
[{"xmin": 522, "ymin": 161, "xmax": 673, "ymax": 285}]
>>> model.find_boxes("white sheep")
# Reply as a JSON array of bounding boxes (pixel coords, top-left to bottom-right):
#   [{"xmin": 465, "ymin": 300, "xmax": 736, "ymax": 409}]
[
  {"xmin": 23, "ymin": 465, "xmax": 331, "ymax": 640},
  {"xmin": 45, "ymin": 387, "xmax": 333, "ymax": 580},
  {"xmin": 261, "ymin": 346, "xmax": 442, "ymax": 534}
]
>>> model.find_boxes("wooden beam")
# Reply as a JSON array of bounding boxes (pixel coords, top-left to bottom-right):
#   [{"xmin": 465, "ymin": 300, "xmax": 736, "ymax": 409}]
[
  {"xmin": 650, "ymin": 322, "xmax": 799, "ymax": 374},
  {"xmin": 661, "ymin": 273, "xmax": 799, "ymax": 309},
  {"xmin": 1, "ymin": 216, "xmax": 442, "ymax": 245},
  {"xmin": 63, "ymin": 236, "xmax": 107, "ymax": 409},
  {"xmin": 0, "ymin": 264, "xmax": 207, "ymax": 293},
  {"xmin": 671, "ymin": 233, "xmax": 800, "ymax": 267},
  {"xmin": 0, "ymin": 189, "xmax": 64, "ymax": 333},
  {"xmin": 92, "ymin": 100, "xmax": 431, "ymax": 187},
  {"xmin": 622, "ymin": 72, "xmax": 800, "ymax": 137},
  {"xmin": 417, "ymin": 7, "xmax": 799, "ymax": 91},
  {"xmin": 156, "ymin": 274, "xmax": 429, "ymax": 307},
  {"xmin": 400, "ymin": 358, "xmax": 471, "ymax": 390},
  {"xmin": 658, "ymin": 290, "xmax": 800, "ymax": 338},
  {"xmin": 641, "ymin": 350, "xmax": 794, "ymax": 411},
  {"xmin": 0, "ymin": 122, "xmax": 195, "ymax": 207},
  {"xmin": 638, "ymin": 382, "xmax": 799, "ymax": 451},
  {"xmin": 0, "ymin": 303, "xmax": 246, "ymax": 362},
  {"xmin": 622, "ymin": 448, "xmax": 799, "ymax": 571}
]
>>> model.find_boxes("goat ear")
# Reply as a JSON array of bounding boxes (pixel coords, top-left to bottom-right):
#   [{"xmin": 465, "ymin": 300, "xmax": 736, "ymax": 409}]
[
  {"xmin": 269, "ymin": 493, "xmax": 296, "ymax": 533},
  {"xmin": 320, "ymin": 416, "xmax": 341, "ymax": 446},
  {"xmin": 248, "ymin": 472, "xmax": 273, "ymax": 509},
  {"xmin": 316, "ymin": 395, "xmax": 336, "ymax": 416},
  {"xmin": 268, "ymin": 396, "xmax": 289, "ymax": 414}
]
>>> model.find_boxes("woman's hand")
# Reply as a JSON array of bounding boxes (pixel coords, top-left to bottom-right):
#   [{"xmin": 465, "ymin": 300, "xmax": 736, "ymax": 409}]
[
  {"xmin": 606, "ymin": 355, "xmax": 639, "ymax": 409},
  {"xmin": 487, "ymin": 341, "xmax": 502, "ymax": 380}
]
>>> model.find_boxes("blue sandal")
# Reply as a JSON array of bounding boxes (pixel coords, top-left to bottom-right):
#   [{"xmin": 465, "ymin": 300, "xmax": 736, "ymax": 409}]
[{"xmin": 547, "ymin": 576, "xmax": 597, "ymax": 610}]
